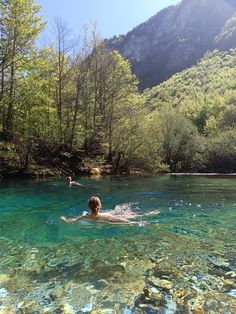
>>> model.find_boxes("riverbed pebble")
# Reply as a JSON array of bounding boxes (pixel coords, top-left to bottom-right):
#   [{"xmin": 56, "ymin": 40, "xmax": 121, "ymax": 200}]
[{"xmin": 148, "ymin": 277, "xmax": 173, "ymax": 290}]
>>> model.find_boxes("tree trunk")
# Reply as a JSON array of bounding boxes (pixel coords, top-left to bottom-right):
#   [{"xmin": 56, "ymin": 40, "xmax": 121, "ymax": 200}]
[{"xmin": 2, "ymin": 36, "xmax": 16, "ymax": 141}]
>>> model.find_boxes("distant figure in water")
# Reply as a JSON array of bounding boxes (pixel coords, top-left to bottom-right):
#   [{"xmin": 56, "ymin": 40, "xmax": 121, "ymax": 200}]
[
  {"xmin": 61, "ymin": 196, "xmax": 131, "ymax": 224},
  {"xmin": 66, "ymin": 176, "xmax": 84, "ymax": 187}
]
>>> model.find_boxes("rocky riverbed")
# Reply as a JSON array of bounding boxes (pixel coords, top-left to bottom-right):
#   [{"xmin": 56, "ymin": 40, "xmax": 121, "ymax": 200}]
[{"xmin": 1, "ymin": 228, "xmax": 236, "ymax": 313}]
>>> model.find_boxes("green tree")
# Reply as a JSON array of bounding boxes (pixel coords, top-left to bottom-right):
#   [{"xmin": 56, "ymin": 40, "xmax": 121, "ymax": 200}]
[
  {"xmin": 206, "ymin": 130, "xmax": 236, "ymax": 172},
  {"xmin": 14, "ymin": 48, "xmax": 57, "ymax": 142},
  {"xmin": 76, "ymin": 40, "xmax": 143, "ymax": 166},
  {"xmin": 149, "ymin": 108, "xmax": 205, "ymax": 172},
  {"xmin": 0, "ymin": 0, "xmax": 45, "ymax": 140},
  {"xmin": 53, "ymin": 18, "xmax": 76, "ymax": 147}
]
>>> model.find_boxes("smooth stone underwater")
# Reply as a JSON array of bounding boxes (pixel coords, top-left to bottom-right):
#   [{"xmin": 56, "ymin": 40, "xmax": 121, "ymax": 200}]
[{"xmin": 0, "ymin": 175, "xmax": 236, "ymax": 312}]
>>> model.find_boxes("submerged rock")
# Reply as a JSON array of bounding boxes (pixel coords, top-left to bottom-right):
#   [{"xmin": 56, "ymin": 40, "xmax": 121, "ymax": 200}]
[
  {"xmin": 122, "ymin": 308, "xmax": 133, "ymax": 314},
  {"xmin": 223, "ymin": 279, "xmax": 236, "ymax": 291},
  {"xmin": 225, "ymin": 271, "xmax": 236, "ymax": 279},
  {"xmin": 207, "ymin": 256, "xmax": 231, "ymax": 272},
  {"xmin": 143, "ymin": 285, "xmax": 164, "ymax": 304},
  {"xmin": 1, "ymin": 225, "xmax": 236, "ymax": 312},
  {"xmin": 148, "ymin": 277, "xmax": 173, "ymax": 291},
  {"xmin": 0, "ymin": 288, "xmax": 8, "ymax": 298},
  {"xmin": 98, "ymin": 308, "xmax": 115, "ymax": 314},
  {"xmin": 228, "ymin": 289, "xmax": 236, "ymax": 298},
  {"xmin": 188, "ymin": 296, "xmax": 205, "ymax": 314},
  {"xmin": 80, "ymin": 302, "xmax": 93, "ymax": 312},
  {"xmin": 0, "ymin": 274, "xmax": 9, "ymax": 286}
]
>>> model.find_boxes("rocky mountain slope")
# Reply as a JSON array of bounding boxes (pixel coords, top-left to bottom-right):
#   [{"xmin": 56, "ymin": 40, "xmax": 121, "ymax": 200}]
[
  {"xmin": 109, "ymin": 0, "xmax": 236, "ymax": 89},
  {"xmin": 214, "ymin": 12, "xmax": 236, "ymax": 50}
]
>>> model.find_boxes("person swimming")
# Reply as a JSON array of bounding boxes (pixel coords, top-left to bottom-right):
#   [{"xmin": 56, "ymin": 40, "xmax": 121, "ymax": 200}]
[
  {"xmin": 60, "ymin": 196, "xmax": 131, "ymax": 224},
  {"xmin": 66, "ymin": 176, "xmax": 84, "ymax": 187}
]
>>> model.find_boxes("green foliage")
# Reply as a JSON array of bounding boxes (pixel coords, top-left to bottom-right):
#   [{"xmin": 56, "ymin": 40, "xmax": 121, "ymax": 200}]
[
  {"xmin": 206, "ymin": 130, "xmax": 236, "ymax": 172},
  {"xmin": 143, "ymin": 49, "xmax": 236, "ymax": 172},
  {"xmin": 0, "ymin": 142, "xmax": 22, "ymax": 175},
  {"xmin": 1, "ymin": 1, "xmax": 236, "ymax": 175},
  {"xmin": 0, "ymin": 0, "xmax": 46, "ymax": 140},
  {"xmin": 75, "ymin": 43, "xmax": 143, "ymax": 164},
  {"xmin": 147, "ymin": 108, "xmax": 205, "ymax": 172},
  {"xmin": 14, "ymin": 48, "xmax": 58, "ymax": 143},
  {"xmin": 128, "ymin": 114, "xmax": 169, "ymax": 174},
  {"xmin": 144, "ymin": 49, "xmax": 236, "ymax": 134}
]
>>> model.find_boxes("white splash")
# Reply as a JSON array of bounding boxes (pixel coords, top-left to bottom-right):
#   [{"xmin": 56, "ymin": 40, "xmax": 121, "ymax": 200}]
[{"xmin": 107, "ymin": 203, "xmax": 160, "ymax": 220}]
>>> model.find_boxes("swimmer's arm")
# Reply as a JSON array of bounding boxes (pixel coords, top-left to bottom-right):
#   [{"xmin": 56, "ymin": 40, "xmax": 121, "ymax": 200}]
[
  {"xmin": 60, "ymin": 215, "xmax": 87, "ymax": 224},
  {"xmin": 143, "ymin": 210, "xmax": 160, "ymax": 216},
  {"xmin": 71, "ymin": 181, "xmax": 85, "ymax": 187}
]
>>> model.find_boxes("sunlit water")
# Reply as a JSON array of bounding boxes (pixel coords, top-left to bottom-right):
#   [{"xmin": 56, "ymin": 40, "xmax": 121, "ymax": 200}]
[{"xmin": 0, "ymin": 175, "xmax": 236, "ymax": 313}]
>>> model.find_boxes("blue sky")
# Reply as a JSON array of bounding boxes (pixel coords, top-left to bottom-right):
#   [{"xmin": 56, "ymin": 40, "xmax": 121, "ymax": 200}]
[{"xmin": 37, "ymin": 0, "xmax": 179, "ymax": 41}]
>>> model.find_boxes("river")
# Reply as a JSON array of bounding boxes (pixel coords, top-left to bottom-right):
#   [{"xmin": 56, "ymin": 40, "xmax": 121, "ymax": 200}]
[{"xmin": 0, "ymin": 175, "xmax": 236, "ymax": 313}]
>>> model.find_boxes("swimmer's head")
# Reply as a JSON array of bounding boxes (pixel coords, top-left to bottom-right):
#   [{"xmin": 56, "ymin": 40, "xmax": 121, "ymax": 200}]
[
  {"xmin": 66, "ymin": 176, "xmax": 72, "ymax": 182},
  {"xmin": 88, "ymin": 196, "xmax": 101, "ymax": 215}
]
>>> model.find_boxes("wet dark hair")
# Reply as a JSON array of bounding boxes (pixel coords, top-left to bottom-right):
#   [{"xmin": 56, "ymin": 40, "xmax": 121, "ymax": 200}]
[{"xmin": 88, "ymin": 196, "xmax": 101, "ymax": 215}]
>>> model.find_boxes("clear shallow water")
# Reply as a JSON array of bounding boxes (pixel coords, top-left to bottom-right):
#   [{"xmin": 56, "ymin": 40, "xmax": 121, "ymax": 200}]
[{"xmin": 0, "ymin": 175, "xmax": 236, "ymax": 313}]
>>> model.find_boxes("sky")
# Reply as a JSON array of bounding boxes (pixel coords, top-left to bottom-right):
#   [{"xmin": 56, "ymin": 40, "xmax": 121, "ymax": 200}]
[{"xmin": 37, "ymin": 0, "xmax": 180, "ymax": 42}]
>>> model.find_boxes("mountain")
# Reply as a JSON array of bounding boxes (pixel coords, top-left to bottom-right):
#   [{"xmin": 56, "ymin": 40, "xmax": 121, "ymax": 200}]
[
  {"xmin": 109, "ymin": 0, "xmax": 236, "ymax": 90},
  {"xmin": 143, "ymin": 47, "xmax": 236, "ymax": 140},
  {"xmin": 144, "ymin": 49, "xmax": 236, "ymax": 113},
  {"xmin": 214, "ymin": 12, "xmax": 236, "ymax": 50}
]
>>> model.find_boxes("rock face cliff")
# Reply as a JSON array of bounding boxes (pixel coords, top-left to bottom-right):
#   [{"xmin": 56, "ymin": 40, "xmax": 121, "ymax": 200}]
[
  {"xmin": 109, "ymin": 0, "xmax": 236, "ymax": 89},
  {"xmin": 214, "ymin": 12, "xmax": 236, "ymax": 50}
]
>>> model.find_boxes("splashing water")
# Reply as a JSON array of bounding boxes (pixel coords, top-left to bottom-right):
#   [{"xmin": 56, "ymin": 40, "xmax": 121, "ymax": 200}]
[
  {"xmin": 108, "ymin": 202, "xmax": 160, "ymax": 220},
  {"xmin": 1, "ymin": 175, "xmax": 236, "ymax": 312}
]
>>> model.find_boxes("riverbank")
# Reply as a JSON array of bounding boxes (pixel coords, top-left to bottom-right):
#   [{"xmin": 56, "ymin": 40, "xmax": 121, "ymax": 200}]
[
  {"xmin": 0, "ymin": 141, "xmax": 113, "ymax": 179},
  {"xmin": 171, "ymin": 173, "xmax": 236, "ymax": 176},
  {"xmin": 1, "ymin": 141, "xmax": 236, "ymax": 179}
]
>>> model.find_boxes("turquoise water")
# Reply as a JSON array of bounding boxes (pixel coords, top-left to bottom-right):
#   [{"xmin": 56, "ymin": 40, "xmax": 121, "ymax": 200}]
[{"xmin": 0, "ymin": 175, "xmax": 236, "ymax": 313}]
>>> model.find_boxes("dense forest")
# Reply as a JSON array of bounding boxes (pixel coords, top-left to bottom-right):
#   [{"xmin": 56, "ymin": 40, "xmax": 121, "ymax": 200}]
[{"xmin": 0, "ymin": 0, "xmax": 236, "ymax": 177}]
